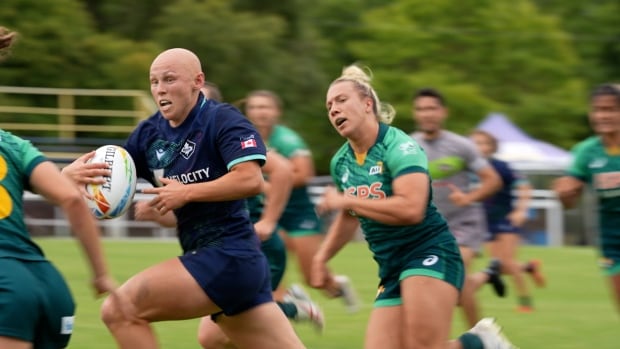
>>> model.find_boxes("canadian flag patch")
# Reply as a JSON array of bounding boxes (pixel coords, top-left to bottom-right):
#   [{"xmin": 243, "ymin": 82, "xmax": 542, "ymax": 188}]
[{"xmin": 241, "ymin": 138, "xmax": 257, "ymax": 149}]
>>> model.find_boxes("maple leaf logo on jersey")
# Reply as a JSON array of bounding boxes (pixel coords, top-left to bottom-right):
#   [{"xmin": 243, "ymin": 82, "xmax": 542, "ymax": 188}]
[
  {"xmin": 180, "ymin": 140, "xmax": 196, "ymax": 159},
  {"xmin": 241, "ymin": 135, "xmax": 257, "ymax": 149}
]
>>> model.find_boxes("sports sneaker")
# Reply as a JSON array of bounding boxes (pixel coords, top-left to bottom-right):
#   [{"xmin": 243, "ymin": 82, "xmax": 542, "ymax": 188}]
[
  {"xmin": 292, "ymin": 299, "xmax": 325, "ymax": 333},
  {"xmin": 485, "ymin": 259, "xmax": 507, "ymax": 297},
  {"xmin": 468, "ymin": 318, "xmax": 519, "ymax": 349},
  {"xmin": 515, "ymin": 305, "xmax": 534, "ymax": 313},
  {"xmin": 334, "ymin": 275, "xmax": 359, "ymax": 313},
  {"xmin": 287, "ymin": 283, "xmax": 312, "ymax": 302},
  {"xmin": 526, "ymin": 259, "xmax": 546, "ymax": 288}
]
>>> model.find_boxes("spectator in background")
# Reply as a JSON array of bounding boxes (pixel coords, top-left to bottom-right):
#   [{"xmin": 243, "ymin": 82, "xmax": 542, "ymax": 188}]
[
  {"xmin": 200, "ymin": 81, "xmax": 326, "ymax": 343},
  {"xmin": 470, "ymin": 129, "xmax": 546, "ymax": 313},
  {"xmin": 313, "ymin": 63, "xmax": 517, "ymax": 349},
  {"xmin": 410, "ymin": 88, "xmax": 505, "ymax": 328},
  {"xmin": 201, "ymin": 81, "xmax": 223, "ymax": 102},
  {"xmin": 0, "ymin": 25, "xmax": 117, "ymax": 349},
  {"xmin": 94, "ymin": 48, "xmax": 306, "ymax": 349},
  {"xmin": 244, "ymin": 89, "xmax": 358, "ymax": 312},
  {"xmin": 553, "ymin": 83, "xmax": 620, "ymax": 314}
]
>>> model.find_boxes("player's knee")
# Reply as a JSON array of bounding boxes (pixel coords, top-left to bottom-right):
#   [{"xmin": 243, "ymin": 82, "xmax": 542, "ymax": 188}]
[
  {"xmin": 197, "ymin": 332, "xmax": 233, "ymax": 349},
  {"xmin": 100, "ymin": 295, "xmax": 120, "ymax": 327},
  {"xmin": 403, "ymin": 331, "xmax": 440, "ymax": 349},
  {"xmin": 100, "ymin": 292, "xmax": 135, "ymax": 329},
  {"xmin": 503, "ymin": 260, "xmax": 521, "ymax": 274}
]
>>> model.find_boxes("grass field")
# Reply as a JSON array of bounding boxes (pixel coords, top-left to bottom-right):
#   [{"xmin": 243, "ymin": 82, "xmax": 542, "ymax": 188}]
[{"xmin": 36, "ymin": 238, "xmax": 618, "ymax": 349}]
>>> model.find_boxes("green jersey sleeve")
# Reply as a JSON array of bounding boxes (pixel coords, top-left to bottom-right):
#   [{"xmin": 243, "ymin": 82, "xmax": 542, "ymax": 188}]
[
  {"xmin": 269, "ymin": 125, "xmax": 311, "ymax": 158},
  {"xmin": 567, "ymin": 137, "xmax": 597, "ymax": 183},
  {"xmin": 384, "ymin": 127, "xmax": 428, "ymax": 178}
]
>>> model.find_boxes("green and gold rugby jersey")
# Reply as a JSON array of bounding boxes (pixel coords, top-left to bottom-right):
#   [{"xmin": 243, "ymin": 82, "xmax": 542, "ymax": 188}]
[
  {"xmin": 330, "ymin": 123, "xmax": 453, "ymax": 278},
  {"xmin": 567, "ymin": 136, "xmax": 620, "ymax": 251},
  {"xmin": 0, "ymin": 130, "xmax": 47, "ymax": 260},
  {"xmin": 267, "ymin": 125, "xmax": 317, "ymax": 225}
]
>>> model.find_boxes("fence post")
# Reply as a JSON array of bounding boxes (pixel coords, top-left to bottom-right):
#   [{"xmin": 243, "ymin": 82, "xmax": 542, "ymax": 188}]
[{"xmin": 57, "ymin": 94, "xmax": 75, "ymax": 139}]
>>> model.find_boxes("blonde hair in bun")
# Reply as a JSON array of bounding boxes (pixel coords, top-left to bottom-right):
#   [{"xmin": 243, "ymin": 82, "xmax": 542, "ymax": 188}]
[{"xmin": 332, "ymin": 64, "xmax": 395, "ymax": 124}]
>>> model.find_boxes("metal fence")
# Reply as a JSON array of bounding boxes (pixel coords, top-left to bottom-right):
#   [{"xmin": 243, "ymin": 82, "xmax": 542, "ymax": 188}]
[{"xmin": 23, "ymin": 178, "xmax": 569, "ymax": 246}]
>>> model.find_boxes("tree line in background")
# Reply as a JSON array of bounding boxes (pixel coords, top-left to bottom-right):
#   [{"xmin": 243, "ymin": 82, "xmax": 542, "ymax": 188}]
[{"xmin": 1, "ymin": 0, "xmax": 619, "ymax": 174}]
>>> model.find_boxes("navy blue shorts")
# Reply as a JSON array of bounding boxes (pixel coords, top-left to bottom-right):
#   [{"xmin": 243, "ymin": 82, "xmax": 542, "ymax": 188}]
[
  {"xmin": 179, "ymin": 246, "xmax": 272, "ymax": 316},
  {"xmin": 487, "ymin": 218, "xmax": 521, "ymax": 240}
]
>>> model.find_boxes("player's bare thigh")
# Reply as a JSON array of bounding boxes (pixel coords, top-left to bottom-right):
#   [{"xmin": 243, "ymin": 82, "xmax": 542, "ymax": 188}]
[
  {"xmin": 401, "ymin": 276, "xmax": 457, "ymax": 348},
  {"xmin": 103, "ymin": 257, "xmax": 217, "ymax": 322},
  {"xmin": 366, "ymin": 276, "xmax": 458, "ymax": 349},
  {"xmin": 0, "ymin": 336, "xmax": 31, "ymax": 349},
  {"xmin": 216, "ymin": 302, "xmax": 305, "ymax": 349},
  {"xmin": 609, "ymin": 273, "xmax": 620, "ymax": 311},
  {"xmin": 365, "ymin": 305, "xmax": 403, "ymax": 349}
]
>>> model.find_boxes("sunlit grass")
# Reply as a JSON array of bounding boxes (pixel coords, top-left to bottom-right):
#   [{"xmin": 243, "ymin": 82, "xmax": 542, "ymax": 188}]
[{"xmin": 36, "ymin": 238, "xmax": 618, "ymax": 349}]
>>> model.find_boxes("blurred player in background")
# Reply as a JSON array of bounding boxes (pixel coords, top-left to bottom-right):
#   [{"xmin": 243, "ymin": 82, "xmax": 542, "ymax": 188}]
[
  {"xmin": 244, "ymin": 89, "xmax": 358, "ymax": 312},
  {"xmin": 410, "ymin": 88, "xmax": 505, "ymax": 327},
  {"xmin": 314, "ymin": 63, "xmax": 517, "ymax": 349},
  {"xmin": 199, "ymin": 81, "xmax": 325, "ymax": 344},
  {"xmin": 553, "ymin": 83, "xmax": 620, "ymax": 314},
  {"xmin": 196, "ymin": 149, "xmax": 324, "ymax": 348},
  {"xmin": 0, "ymin": 26, "xmax": 117, "ymax": 349},
  {"xmin": 470, "ymin": 129, "xmax": 546, "ymax": 313}
]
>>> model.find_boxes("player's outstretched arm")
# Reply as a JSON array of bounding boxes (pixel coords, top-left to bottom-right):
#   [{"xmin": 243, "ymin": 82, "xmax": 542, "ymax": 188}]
[
  {"xmin": 30, "ymin": 161, "xmax": 116, "ymax": 296},
  {"xmin": 255, "ymin": 151, "xmax": 293, "ymax": 240},
  {"xmin": 552, "ymin": 176, "xmax": 584, "ymax": 209}
]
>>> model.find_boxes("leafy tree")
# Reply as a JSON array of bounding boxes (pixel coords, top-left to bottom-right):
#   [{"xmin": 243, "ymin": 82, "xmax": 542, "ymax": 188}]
[
  {"xmin": 0, "ymin": 0, "xmax": 158, "ymax": 90},
  {"xmin": 346, "ymin": 0, "xmax": 585, "ymax": 147},
  {"xmin": 533, "ymin": 1, "xmax": 620, "ymax": 85},
  {"xmin": 150, "ymin": 0, "xmax": 335, "ymax": 171},
  {"xmin": 80, "ymin": 0, "xmax": 169, "ymax": 40},
  {"xmin": 0, "ymin": 0, "xmax": 160, "ymax": 139}
]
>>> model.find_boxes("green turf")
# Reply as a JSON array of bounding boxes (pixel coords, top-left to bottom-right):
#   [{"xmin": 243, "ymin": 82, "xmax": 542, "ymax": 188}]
[{"xmin": 35, "ymin": 238, "xmax": 618, "ymax": 349}]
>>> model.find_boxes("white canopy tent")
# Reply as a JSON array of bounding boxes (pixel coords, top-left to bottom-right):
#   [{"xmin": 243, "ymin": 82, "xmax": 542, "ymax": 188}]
[
  {"xmin": 476, "ymin": 113, "xmax": 572, "ymax": 171},
  {"xmin": 476, "ymin": 113, "xmax": 572, "ymax": 246}
]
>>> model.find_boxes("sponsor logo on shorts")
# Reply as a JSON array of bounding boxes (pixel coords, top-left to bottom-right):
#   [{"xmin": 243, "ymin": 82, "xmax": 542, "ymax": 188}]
[
  {"xmin": 60, "ymin": 316, "xmax": 75, "ymax": 335},
  {"xmin": 599, "ymin": 257, "xmax": 614, "ymax": 269},
  {"xmin": 376, "ymin": 285, "xmax": 385, "ymax": 298},
  {"xmin": 423, "ymin": 255, "xmax": 439, "ymax": 266}
]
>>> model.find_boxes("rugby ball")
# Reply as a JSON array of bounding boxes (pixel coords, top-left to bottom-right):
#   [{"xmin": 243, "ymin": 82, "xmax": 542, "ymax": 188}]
[{"xmin": 85, "ymin": 145, "xmax": 137, "ymax": 219}]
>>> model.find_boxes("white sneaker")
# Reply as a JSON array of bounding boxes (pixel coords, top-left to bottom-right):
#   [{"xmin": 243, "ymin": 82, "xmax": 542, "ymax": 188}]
[
  {"xmin": 287, "ymin": 283, "xmax": 312, "ymax": 302},
  {"xmin": 468, "ymin": 318, "xmax": 519, "ymax": 349},
  {"xmin": 334, "ymin": 275, "xmax": 359, "ymax": 313},
  {"xmin": 292, "ymin": 299, "xmax": 325, "ymax": 333}
]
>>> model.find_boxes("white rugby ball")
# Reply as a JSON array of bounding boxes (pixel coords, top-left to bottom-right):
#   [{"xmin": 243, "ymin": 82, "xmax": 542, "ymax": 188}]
[{"xmin": 85, "ymin": 145, "xmax": 137, "ymax": 219}]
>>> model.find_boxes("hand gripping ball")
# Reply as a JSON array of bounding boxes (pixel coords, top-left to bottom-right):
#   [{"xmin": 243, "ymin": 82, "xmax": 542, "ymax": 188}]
[{"xmin": 85, "ymin": 145, "xmax": 137, "ymax": 219}]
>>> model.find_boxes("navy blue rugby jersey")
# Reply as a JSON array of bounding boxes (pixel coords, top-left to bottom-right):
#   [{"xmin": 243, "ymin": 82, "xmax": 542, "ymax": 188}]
[
  {"xmin": 125, "ymin": 95, "xmax": 267, "ymax": 252},
  {"xmin": 483, "ymin": 157, "xmax": 528, "ymax": 223}
]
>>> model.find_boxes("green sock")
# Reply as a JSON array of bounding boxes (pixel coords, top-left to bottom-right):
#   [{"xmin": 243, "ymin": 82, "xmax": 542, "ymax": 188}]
[
  {"xmin": 458, "ymin": 333, "xmax": 484, "ymax": 349},
  {"xmin": 519, "ymin": 296, "xmax": 533, "ymax": 307},
  {"xmin": 276, "ymin": 301, "xmax": 298, "ymax": 320}
]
